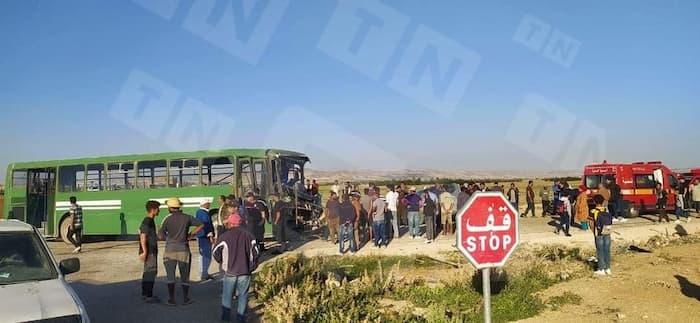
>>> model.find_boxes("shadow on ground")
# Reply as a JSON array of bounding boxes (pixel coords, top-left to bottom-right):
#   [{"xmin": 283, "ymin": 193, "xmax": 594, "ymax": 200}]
[{"xmin": 675, "ymin": 275, "xmax": 700, "ymax": 302}]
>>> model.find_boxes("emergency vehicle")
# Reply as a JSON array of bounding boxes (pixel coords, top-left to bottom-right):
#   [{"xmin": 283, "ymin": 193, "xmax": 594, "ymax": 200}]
[{"xmin": 582, "ymin": 161, "xmax": 679, "ymax": 217}]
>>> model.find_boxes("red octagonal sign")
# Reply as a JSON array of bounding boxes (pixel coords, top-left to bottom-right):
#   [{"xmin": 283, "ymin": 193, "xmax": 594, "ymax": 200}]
[{"xmin": 456, "ymin": 192, "xmax": 520, "ymax": 269}]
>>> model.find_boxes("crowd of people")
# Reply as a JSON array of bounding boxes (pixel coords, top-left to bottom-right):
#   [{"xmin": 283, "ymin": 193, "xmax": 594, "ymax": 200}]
[
  {"xmin": 130, "ymin": 190, "xmax": 294, "ymax": 322},
  {"xmin": 55, "ymin": 176, "xmax": 700, "ymax": 321}
]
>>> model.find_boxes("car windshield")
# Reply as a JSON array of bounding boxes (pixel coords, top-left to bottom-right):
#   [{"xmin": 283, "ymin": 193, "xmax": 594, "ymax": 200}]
[
  {"xmin": 585, "ymin": 175, "xmax": 603, "ymax": 189},
  {"xmin": 0, "ymin": 232, "xmax": 58, "ymax": 285}
]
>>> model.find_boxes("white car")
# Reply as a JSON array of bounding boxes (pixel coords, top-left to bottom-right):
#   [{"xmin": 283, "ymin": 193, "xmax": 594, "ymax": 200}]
[{"xmin": 0, "ymin": 220, "xmax": 89, "ymax": 323}]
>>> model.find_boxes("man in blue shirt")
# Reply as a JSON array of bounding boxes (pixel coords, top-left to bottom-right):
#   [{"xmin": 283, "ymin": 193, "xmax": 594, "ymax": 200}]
[{"xmin": 196, "ymin": 199, "xmax": 215, "ymax": 281}]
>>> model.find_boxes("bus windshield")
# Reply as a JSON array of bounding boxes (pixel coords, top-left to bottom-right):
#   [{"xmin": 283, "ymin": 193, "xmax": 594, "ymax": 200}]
[{"xmin": 278, "ymin": 158, "xmax": 305, "ymax": 186}]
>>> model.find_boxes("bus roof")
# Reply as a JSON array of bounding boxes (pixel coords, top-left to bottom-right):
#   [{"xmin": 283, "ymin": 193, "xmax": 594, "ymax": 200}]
[{"xmin": 7, "ymin": 148, "xmax": 309, "ymax": 170}]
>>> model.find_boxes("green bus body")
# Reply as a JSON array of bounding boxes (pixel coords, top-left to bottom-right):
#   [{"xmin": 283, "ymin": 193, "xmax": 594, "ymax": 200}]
[{"xmin": 3, "ymin": 148, "xmax": 313, "ymax": 241}]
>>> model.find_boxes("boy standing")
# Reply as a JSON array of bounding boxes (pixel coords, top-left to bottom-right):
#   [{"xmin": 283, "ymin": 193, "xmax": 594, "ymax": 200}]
[
  {"xmin": 555, "ymin": 191, "xmax": 572, "ymax": 237},
  {"xmin": 139, "ymin": 200, "xmax": 161, "ymax": 303},
  {"xmin": 591, "ymin": 195, "xmax": 613, "ymax": 276}
]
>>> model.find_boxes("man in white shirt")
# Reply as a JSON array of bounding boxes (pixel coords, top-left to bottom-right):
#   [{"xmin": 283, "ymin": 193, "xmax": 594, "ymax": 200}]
[
  {"xmin": 385, "ymin": 185, "xmax": 400, "ymax": 238},
  {"xmin": 331, "ymin": 180, "xmax": 341, "ymax": 195}
]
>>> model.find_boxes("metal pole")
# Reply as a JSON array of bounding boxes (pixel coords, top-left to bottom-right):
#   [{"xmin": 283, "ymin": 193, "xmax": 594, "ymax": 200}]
[{"xmin": 482, "ymin": 268, "xmax": 492, "ymax": 323}]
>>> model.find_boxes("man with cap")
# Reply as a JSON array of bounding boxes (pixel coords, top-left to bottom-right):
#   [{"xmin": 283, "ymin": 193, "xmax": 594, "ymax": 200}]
[
  {"xmin": 158, "ymin": 198, "xmax": 204, "ymax": 306},
  {"xmin": 213, "ymin": 209, "xmax": 260, "ymax": 323},
  {"xmin": 195, "ymin": 198, "xmax": 215, "ymax": 281},
  {"xmin": 244, "ymin": 191, "xmax": 268, "ymax": 252}
]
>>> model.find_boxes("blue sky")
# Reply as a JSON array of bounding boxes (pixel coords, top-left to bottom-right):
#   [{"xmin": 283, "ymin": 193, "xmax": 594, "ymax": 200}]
[{"xmin": 1, "ymin": 0, "xmax": 698, "ymax": 176}]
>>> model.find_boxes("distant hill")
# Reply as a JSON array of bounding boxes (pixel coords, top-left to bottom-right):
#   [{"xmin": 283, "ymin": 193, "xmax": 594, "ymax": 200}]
[{"xmin": 305, "ymin": 169, "xmax": 579, "ymax": 184}]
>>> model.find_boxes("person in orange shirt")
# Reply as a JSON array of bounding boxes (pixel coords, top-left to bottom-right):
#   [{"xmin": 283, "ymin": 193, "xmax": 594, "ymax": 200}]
[{"xmin": 575, "ymin": 185, "xmax": 590, "ymax": 230}]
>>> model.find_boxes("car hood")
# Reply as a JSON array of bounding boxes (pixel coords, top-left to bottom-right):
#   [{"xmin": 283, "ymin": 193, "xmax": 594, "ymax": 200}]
[{"xmin": 0, "ymin": 279, "xmax": 81, "ymax": 321}]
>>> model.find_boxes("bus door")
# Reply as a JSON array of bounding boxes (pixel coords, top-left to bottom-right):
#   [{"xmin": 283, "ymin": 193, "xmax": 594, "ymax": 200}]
[
  {"xmin": 252, "ymin": 159, "xmax": 268, "ymax": 197},
  {"xmin": 8, "ymin": 169, "xmax": 28, "ymax": 222},
  {"xmin": 26, "ymin": 168, "xmax": 56, "ymax": 232},
  {"xmin": 239, "ymin": 158, "xmax": 254, "ymax": 196}
]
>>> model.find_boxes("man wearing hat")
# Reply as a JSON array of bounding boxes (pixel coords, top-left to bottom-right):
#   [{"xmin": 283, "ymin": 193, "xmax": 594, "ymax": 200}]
[
  {"xmin": 195, "ymin": 198, "xmax": 215, "ymax": 281},
  {"xmin": 158, "ymin": 198, "xmax": 204, "ymax": 306},
  {"xmin": 244, "ymin": 191, "xmax": 268, "ymax": 252}
]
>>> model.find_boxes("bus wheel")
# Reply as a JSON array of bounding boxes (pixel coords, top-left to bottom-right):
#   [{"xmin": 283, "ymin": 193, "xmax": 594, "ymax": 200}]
[{"xmin": 59, "ymin": 215, "xmax": 74, "ymax": 245}]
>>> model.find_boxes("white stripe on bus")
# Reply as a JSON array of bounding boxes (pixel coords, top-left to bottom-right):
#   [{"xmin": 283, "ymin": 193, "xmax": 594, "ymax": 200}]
[
  {"xmin": 56, "ymin": 206, "xmax": 122, "ymax": 211},
  {"xmin": 56, "ymin": 200, "xmax": 122, "ymax": 207}
]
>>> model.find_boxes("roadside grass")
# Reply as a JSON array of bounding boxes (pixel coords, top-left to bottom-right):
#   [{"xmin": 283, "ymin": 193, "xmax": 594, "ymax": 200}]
[{"xmin": 256, "ymin": 246, "xmax": 589, "ymax": 322}]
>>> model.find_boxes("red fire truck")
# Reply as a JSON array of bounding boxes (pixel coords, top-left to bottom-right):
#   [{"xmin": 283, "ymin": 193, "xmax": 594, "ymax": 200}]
[{"xmin": 582, "ymin": 161, "xmax": 679, "ymax": 217}]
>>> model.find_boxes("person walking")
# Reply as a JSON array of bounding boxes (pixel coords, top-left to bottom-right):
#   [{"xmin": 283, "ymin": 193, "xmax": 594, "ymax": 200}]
[
  {"xmin": 213, "ymin": 212, "xmax": 260, "ymax": 323},
  {"xmin": 539, "ymin": 186, "xmax": 551, "ymax": 217},
  {"xmin": 591, "ymin": 195, "xmax": 613, "ymax": 276},
  {"xmin": 338, "ymin": 194, "xmax": 357, "ymax": 254},
  {"xmin": 158, "ymin": 198, "xmax": 204, "ymax": 306},
  {"xmin": 555, "ymin": 191, "xmax": 572, "ymax": 237},
  {"xmin": 457, "ymin": 186, "xmax": 470, "ymax": 211},
  {"xmin": 139, "ymin": 200, "xmax": 161, "ymax": 303},
  {"xmin": 523, "ymin": 181, "xmax": 536, "ymax": 217},
  {"xmin": 422, "ymin": 191, "xmax": 437, "ymax": 244},
  {"xmin": 325, "ymin": 192, "xmax": 341, "ymax": 244},
  {"xmin": 674, "ymin": 188, "xmax": 690, "ymax": 224},
  {"xmin": 402, "ymin": 187, "xmax": 423, "ymax": 239},
  {"xmin": 68, "ymin": 196, "xmax": 84, "ymax": 254},
  {"xmin": 214, "ymin": 195, "xmax": 227, "ymax": 240},
  {"xmin": 575, "ymin": 185, "xmax": 590, "ymax": 230},
  {"xmin": 244, "ymin": 192, "xmax": 268, "ymax": 252},
  {"xmin": 270, "ymin": 193, "xmax": 289, "ymax": 253},
  {"xmin": 370, "ymin": 191, "xmax": 388, "ymax": 248},
  {"xmin": 195, "ymin": 199, "xmax": 215, "ymax": 281},
  {"xmin": 608, "ymin": 179, "xmax": 627, "ymax": 222},
  {"xmin": 692, "ymin": 179, "xmax": 700, "ymax": 213},
  {"xmin": 360, "ymin": 188, "xmax": 373, "ymax": 242},
  {"xmin": 656, "ymin": 183, "xmax": 670, "ymax": 223},
  {"xmin": 396, "ymin": 185, "xmax": 408, "ymax": 226},
  {"xmin": 350, "ymin": 193, "xmax": 362, "ymax": 247},
  {"xmin": 507, "ymin": 183, "xmax": 519, "ymax": 213},
  {"xmin": 385, "ymin": 185, "xmax": 400, "ymax": 239},
  {"xmin": 439, "ymin": 186, "xmax": 456, "ymax": 235}
]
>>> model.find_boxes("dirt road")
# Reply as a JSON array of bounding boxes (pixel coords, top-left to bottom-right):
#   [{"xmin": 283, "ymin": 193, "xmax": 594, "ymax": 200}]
[{"xmin": 50, "ymin": 213, "xmax": 700, "ymax": 322}]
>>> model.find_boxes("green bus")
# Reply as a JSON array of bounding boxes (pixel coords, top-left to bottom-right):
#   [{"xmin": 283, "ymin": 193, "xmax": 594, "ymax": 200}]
[{"xmin": 3, "ymin": 148, "xmax": 321, "ymax": 243}]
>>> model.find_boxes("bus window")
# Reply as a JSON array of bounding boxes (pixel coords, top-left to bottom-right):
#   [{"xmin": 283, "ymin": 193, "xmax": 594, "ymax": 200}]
[
  {"xmin": 87, "ymin": 164, "xmax": 106, "ymax": 192},
  {"xmin": 58, "ymin": 165, "xmax": 85, "ymax": 193},
  {"xmin": 241, "ymin": 160, "xmax": 253, "ymax": 193},
  {"xmin": 107, "ymin": 163, "xmax": 135, "ymax": 190},
  {"xmin": 254, "ymin": 161, "xmax": 267, "ymax": 196},
  {"xmin": 137, "ymin": 160, "xmax": 168, "ymax": 189},
  {"xmin": 12, "ymin": 170, "xmax": 27, "ymax": 187},
  {"xmin": 170, "ymin": 159, "xmax": 200, "ymax": 188},
  {"xmin": 202, "ymin": 157, "xmax": 234, "ymax": 186},
  {"xmin": 634, "ymin": 174, "xmax": 656, "ymax": 189}
]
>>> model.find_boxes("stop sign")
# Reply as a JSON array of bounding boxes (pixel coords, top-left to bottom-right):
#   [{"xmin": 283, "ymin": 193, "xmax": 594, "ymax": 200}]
[{"xmin": 456, "ymin": 192, "xmax": 520, "ymax": 269}]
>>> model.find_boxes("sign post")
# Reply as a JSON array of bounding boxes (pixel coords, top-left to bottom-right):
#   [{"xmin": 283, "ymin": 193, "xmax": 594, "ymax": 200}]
[{"xmin": 456, "ymin": 192, "xmax": 520, "ymax": 323}]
